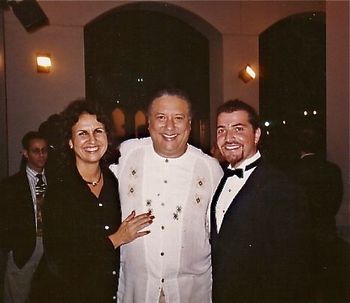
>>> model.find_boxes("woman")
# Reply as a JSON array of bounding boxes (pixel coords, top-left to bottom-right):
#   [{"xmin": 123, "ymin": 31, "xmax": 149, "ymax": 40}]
[{"xmin": 31, "ymin": 99, "xmax": 153, "ymax": 302}]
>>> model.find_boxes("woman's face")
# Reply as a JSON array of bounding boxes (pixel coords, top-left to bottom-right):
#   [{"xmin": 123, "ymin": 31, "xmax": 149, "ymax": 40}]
[{"xmin": 69, "ymin": 113, "xmax": 108, "ymax": 166}]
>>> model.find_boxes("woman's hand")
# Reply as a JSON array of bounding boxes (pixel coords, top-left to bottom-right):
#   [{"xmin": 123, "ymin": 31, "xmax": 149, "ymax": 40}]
[{"xmin": 108, "ymin": 211, "xmax": 154, "ymax": 249}]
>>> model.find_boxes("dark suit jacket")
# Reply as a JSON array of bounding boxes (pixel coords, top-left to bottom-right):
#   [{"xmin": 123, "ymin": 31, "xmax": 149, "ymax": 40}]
[
  {"xmin": 0, "ymin": 169, "xmax": 37, "ymax": 269},
  {"xmin": 293, "ymin": 154, "xmax": 343, "ymax": 242},
  {"xmin": 31, "ymin": 165, "xmax": 121, "ymax": 303},
  {"xmin": 211, "ymin": 159, "xmax": 313, "ymax": 303}
]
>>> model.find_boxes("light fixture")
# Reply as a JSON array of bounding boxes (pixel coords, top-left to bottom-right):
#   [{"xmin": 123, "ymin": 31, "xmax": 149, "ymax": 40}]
[
  {"xmin": 238, "ymin": 64, "xmax": 256, "ymax": 83},
  {"xmin": 36, "ymin": 53, "xmax": 51, "ymax": 73}
]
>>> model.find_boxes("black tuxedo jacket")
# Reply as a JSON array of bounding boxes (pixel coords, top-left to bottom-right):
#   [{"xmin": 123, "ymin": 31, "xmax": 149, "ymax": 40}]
[
  {"xmin": 211, "ymin": 159, "xmax": 313, "ymax": 303},
  {"xmin": 0, "ymin": 169, "xmax": 37, "ymax": 268},
  {"xmin": 293, "ymin": 154, "xmax": 343, "ymax": 241}
]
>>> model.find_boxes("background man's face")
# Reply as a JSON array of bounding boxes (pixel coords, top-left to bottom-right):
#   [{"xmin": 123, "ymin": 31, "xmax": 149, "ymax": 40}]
[
  {"xmin": 148, "ymin": 95, "xmax": 191, "ymax": 158},
  {"xmin": 23, "ymin": 138, "xmax": 48, "ymax": 172},
  {"xmin": 216, "ymin": 110, "xmax": 260, "ymax": 167}
]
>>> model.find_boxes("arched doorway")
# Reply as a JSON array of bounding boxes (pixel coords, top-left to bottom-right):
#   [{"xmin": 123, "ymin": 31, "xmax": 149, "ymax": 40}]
[
  {"xmin": 84, "ymin": 2, "xmax": 222, "ymax": 153},
  {"xmin": 259, "ymin": 11, "xmax": 326, "ymax": 169}
]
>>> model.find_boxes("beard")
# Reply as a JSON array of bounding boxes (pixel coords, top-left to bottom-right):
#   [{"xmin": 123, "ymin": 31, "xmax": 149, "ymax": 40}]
[{"xmin": 222, "ymin": 145, "xmax": 244, "ymax": 167}]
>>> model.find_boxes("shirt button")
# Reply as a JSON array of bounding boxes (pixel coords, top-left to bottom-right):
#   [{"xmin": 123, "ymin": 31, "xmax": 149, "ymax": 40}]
[
  {"xmin": 165, "ymin": 159, "xmax": 169, "ymax": 163},
  {"xmin": 112, "ymin": 295, "xmax": 116, "ymax": 300},
  {"xmin": 104, "ymin": 225, "xmax": 110, "ymax": 230},
  {"xmin": 112, "ymin": 271, "xmax": 116, "ymax": 275},
  {"xmin": 98, "ymin": 203, "xmax": 103, "ymax": 207},
  {"xmin": 161, "ymin": 278, "xmax": 165, "ymax": 283},
  {"xmin": 161, "ymin": 203, "xmax": 165, "ymax": 206},
  {"xmin": 161, "ymin": 226, "xmax": 165, "ymax": 230},
  {"xmin": 160, "ymin": 252, "xmax": 164, "ymax": 256},
  {"xmin": 164, "ymin": 180, "xmax": 167, "ymax": 184},
  {"xmin": 157, "ymin": 193, "xmax": 160, "ymax": 197}
]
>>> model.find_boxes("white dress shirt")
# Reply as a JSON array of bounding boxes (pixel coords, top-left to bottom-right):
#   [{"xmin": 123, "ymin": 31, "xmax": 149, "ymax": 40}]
[
  {"xmin": 26, "ymin": 166, "xmax": 47, "ymax": 231},
  {"xmin": 110, "ymin": 137, "xmax": 222, "ymax": 303},
  {"xmin": 215, "ymin": 151, "xmax": 261, "ymax": 231}
]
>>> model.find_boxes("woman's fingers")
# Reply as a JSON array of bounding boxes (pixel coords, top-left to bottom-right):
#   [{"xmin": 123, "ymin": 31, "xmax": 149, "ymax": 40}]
[
  {"xmin": 128, "ymin": 215, "xmax": 153, "ymax": 232},
  {"xmin": 124, "ymin": 210, "xmax": 136, "ymax": 222}
]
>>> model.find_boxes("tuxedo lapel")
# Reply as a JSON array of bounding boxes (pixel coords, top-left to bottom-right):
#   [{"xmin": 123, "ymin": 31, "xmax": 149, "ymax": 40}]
[
  {"xmin": 213, "ymin": 163, "xmax": 266, "ymax": 237},
  {"xmin": 210, "ymin": 175, "xmax": 229, "ymax": 239}
]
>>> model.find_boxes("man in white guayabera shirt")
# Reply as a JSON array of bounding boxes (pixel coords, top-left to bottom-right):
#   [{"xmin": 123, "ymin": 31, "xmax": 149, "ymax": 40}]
[{"xmin": 110, "ymin": 88, "xmax": 222, "ymax": 303}]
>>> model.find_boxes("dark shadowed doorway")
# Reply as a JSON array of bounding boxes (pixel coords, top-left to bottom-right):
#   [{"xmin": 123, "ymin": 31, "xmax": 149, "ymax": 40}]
[{"xmin": 259, "ymin": 11, "xmax": 326, "ymax": 170}]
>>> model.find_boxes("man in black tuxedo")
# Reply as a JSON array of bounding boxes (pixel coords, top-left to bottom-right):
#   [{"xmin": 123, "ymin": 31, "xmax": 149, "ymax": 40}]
[
  {"xmin": 210, "ymin": 100, "xmax": 312, "ymax": 303},
  {"xmin": 294, "ymin": 127, "xmax": 348, "ymax": 302},
  {"xmin": 1, "ymin": 131, "xmax": 48, "ymax": 303}
]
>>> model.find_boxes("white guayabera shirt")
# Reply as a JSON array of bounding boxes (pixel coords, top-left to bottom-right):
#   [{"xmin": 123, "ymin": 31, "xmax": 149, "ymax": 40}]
[{"xmin": 110, "ymin": 137, "xmax": 222, "ymax": 303}]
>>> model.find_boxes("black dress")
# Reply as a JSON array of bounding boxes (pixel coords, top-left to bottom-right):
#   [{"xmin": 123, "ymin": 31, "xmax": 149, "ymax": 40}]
[{"xmin": 31, "ymin": 165, "xmax": 121, "ymax": 303}]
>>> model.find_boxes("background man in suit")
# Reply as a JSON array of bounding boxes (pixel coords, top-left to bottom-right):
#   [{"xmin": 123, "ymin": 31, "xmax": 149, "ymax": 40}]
[
  {"xmin": 294, "ymin": 126, "xmax": 349, "ymax": 302},
  {"xmin": 210, "ymin": 100, "xmax": 312, "ymax": 303},
  {"xmin": 1, "ymin": 131, "xmax": 48, "ymax": 303}
]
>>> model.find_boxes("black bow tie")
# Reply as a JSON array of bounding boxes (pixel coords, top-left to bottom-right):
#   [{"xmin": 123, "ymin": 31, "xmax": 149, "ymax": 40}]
[
  {"xmin": 224, "ymin": 167, "xmax": 243, "ymax": 178},
  {"xmin": 224, "ymin": 158, "xmax": 261, "ymax": 179}
]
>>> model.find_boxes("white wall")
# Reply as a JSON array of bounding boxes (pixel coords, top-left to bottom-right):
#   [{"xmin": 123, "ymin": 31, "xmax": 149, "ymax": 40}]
[
  {"xmin": 326, "ymin": 1, "xmax": 350, "ymax": 234},
  {"xmin": 5, "ymin": 1, "xmax": 348, "ymax": 230},
  {"xmin": 5, "ymin": 11, "xmax": 85, "ymax": 172}
]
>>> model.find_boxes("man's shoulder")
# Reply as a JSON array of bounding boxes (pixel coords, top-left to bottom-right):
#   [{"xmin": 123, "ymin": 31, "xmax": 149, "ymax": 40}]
[
  {"xmin": 0, "ymin": 170, "xmax": 29, "ymax": 202},
  {"xmin": 187, "ymin": 144, "xmax": 223, "ymax": 176},
  {"xmin": 255, "ymin": 159, "xmax": 296, "ymax": 187},
  {"xmin": 1, "ymin": 170, "xmax": 26, "ymax": 187},
  {"xmin": 188, "ymin": 144, "xmax": 218, "ymax": 162},
  {"xmin": 119, "ymin": 137, "xmax": 152, "ymax": 154}
]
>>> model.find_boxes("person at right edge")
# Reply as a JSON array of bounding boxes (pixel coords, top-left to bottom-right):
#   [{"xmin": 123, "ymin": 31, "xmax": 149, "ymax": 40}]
[
  {"xmin": 210, "ymin": 99, "xmax": 313, "ymax": 303},
  {"xmin": 293, "ymin": 126, "xmax": 349, "ymax": 302}
]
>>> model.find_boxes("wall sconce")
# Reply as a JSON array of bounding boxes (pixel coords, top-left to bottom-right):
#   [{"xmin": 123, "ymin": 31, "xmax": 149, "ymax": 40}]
[
  {"xmin": 36, "ymin": 53, "xmax": 51, "ymax": 73},
  {"xmin": 238, "ymin": 64, "xmax": 256, "ymax": 83}
]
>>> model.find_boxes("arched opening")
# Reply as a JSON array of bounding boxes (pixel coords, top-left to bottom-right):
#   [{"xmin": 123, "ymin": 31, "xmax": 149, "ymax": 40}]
[
  {"xmin": 84, "ymin": 2, "xmax": 222, "ymax": 152},
  {"xmin": 134, "ymin": 110, "xmax": 147, "ymax": 138},
  {"xmin": 111, "ymin": 107, "xmax": 126, "ymax": 138},
  {"xmin": 259, "ymin": 11, "xmax": 326, "ymax": 170}
]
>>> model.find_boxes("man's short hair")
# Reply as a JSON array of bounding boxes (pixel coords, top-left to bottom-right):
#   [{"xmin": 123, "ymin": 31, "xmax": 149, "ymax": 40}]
[
  {"xmin": 147, "ymin": 88, "xmax": 192, "ymax": 118},
  {"xmin": 21, "ymin": 131, "xmax": 47, "ymax": 150},
  {"xmin": 216, "ymin": 99, "xmax": 260, "ymax": 130}
]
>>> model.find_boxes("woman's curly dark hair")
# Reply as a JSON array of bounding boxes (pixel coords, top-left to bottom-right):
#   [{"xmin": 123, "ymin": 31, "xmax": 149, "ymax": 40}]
[{"xmin": 58, "ymin": 98, "xmax": 116, "ymax": 168}]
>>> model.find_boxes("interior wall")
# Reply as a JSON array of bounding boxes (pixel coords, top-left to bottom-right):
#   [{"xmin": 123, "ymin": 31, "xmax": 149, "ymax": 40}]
[
  {"xmin": 326, "ymin": 1, "xmax": 350, "ymax": 233},
  {"xmin": 3, "ymin": 1, "xmax": 326, "ymax": 174},
  {"xmin": 4, "ymin": 14, "xmax": 85, "ymax": 173},
  {"xmin": 0, "ymin": 9, "xmax": 8, "ymax": 180},
  {"xmin": 7, "ymin": 1, "xmax": 348, "ymax": 228}
]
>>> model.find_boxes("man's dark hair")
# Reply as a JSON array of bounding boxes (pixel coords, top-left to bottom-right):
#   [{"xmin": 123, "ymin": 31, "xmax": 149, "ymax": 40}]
[
  {"xmin": 216, "ymin": 99, "xmax": 260, "ymax": 130},
  {"xmin": 147, "ymin": 88, "xmax": 192, "ymax": 118},
  {"xmin": 21, "ymin": 131, "xmax": 47, "ymax": 150}
]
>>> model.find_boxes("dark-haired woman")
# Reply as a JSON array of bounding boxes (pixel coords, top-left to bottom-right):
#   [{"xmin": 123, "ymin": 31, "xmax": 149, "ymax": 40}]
[{"xmin": 31, "ymin": 99, "xmax": 152, "ymax": 303}]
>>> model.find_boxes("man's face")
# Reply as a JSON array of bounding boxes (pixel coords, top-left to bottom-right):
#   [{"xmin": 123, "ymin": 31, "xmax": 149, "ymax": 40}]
[
  {"xmin": 216, "ymin": 110, "xmax": 261, "ymax": 167},
  {"xmin": 148, "ymin": 95, "xmax": 191, "ymax": 158},
  {"xmin": 23, "ymin": 139, "xmax": 48, "ymax": 172}
]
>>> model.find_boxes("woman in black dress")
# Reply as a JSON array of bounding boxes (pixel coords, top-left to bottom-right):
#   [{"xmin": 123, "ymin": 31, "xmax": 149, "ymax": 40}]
[{"xmin": 31, "ymin": 99, "xmax": 152, "ymax": 303}]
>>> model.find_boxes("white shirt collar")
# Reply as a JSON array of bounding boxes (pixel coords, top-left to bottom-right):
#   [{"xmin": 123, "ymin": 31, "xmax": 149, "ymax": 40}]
[{"xmin": 228, "ymin": 150, "xmax": 261, "ymax": 170}]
